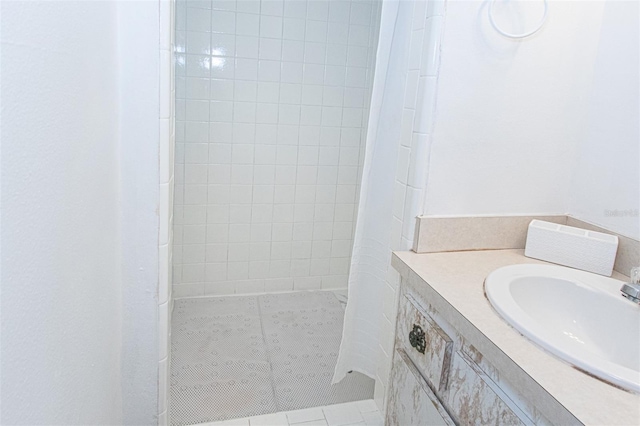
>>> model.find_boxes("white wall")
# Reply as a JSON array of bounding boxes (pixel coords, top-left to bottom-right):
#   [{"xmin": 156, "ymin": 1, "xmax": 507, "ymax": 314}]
[
  {"xmin": 1, "ymin": 1, "xmax": 162, "ymax": 424},
  {"xmin": 117, "ymin": 2, "xmax": 162, "ymax": 424},
  {"xmin": 567, "ymin": 0, "xmax": 639, "ymax": 240},
  {"xmin": 1, "ymin": 1, "xmax": 123, "ymax": 423},
  {"xmin": 422, "ymin": 0, "xmax": 638, "ymax": 241},
  {"xmin": 172, "ymin": 0, "xmax": 381, "ymax": 297},
  {"xmin": 424, "ymin": 1, "xmax": 606, "ymax": 216}
]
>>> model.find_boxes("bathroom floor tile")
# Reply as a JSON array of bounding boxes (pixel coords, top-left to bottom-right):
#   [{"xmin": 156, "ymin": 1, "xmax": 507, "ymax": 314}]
[
  {"xmin": 354, "ymin": 400, "xmax": 378, "ymax": 413},
  {"xmin": 322, "ymin": 403, "xmax": 364, "ymax": 426},
  {"xmin": 249, "ymin": 412, "xmax": 289, "ymax": 425},
  {"xmin": 286, "ymin": 407, "xmax": 326, "ymax": 424}
]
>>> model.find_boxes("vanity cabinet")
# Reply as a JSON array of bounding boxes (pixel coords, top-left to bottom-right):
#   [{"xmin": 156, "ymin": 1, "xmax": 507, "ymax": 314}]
[
  {"xmin": 386, "ymin": 348, "xmax": 454, "ymax": 426},
  {"xmin": 386, "ymin": 287, "xmax": 540, "ymax": 426}
]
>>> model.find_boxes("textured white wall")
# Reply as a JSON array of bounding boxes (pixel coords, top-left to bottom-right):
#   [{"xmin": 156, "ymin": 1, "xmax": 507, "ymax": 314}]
[
  {"xmin": 567, "ymin": 0, "xmax": 639, "ymax": 240},
  {"xmin": 424, "ymin": 1, "xmax": 606, "ymax": 216},
  {"xmin": 117, "ymin": 1, "xmax": 162, "ymax": 424},
  {"xmin": 1, "ymin": 1, "xmax": 162, "ymax": 424},
  {"xmin": 1, "ymin": 1, "xmax": 124, "ymax": 423}
]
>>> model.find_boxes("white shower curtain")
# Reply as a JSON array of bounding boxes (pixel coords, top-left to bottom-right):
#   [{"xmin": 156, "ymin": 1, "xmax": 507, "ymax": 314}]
[{"xmin": 333, "ymin": 0, "xmax": 414, "ymax": 383}]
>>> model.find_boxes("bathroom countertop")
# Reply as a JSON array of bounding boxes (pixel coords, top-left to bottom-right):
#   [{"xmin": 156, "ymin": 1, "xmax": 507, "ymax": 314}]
[{"xmin": 391, "ymin": 249, "xmax": 640, "ymax": 426}]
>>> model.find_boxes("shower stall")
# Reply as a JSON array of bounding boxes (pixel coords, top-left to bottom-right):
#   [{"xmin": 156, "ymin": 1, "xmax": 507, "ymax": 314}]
[{"xmin": 169, "ymin": 0, "xmax": 383, "ymax": 423}]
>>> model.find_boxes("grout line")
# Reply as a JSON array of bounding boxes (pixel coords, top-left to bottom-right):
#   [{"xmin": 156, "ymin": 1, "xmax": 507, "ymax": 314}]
[{"xmin": 256, "ymin": 293, "xmax": 281, "ymax": 412}]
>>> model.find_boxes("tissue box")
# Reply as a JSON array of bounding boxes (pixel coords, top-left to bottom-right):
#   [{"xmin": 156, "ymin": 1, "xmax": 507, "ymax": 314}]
[{"xmin": 524, "ymin": 220, "xmax": 618, "ymax": 276}]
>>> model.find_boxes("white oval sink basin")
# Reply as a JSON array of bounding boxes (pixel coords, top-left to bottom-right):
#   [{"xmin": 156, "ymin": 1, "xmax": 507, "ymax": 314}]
[{"xmin": 485, "ymin": 264, "xmax": 640, "ymax": 393}]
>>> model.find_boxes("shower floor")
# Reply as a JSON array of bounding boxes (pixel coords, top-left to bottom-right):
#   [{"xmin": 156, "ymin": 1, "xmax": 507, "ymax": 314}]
[{"xmin": 170, "ymin": 291, "xmax": 374, "ymax": 426}]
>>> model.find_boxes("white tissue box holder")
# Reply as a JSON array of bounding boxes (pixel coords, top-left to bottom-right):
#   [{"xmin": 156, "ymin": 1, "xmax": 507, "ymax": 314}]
[{"xmin": 524, "ymin": 220, "xmax": 618, "ymax": 276}]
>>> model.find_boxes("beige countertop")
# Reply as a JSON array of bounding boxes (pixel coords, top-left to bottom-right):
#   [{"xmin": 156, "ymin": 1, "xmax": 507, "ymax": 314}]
[{"xmin": 392, "ymin": 249, "xmax": 640, "ymax": 426}]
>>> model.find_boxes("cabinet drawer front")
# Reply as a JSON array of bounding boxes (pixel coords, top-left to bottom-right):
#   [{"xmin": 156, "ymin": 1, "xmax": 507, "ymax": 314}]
[
  {"xmin": 397, "ymin": 292, "xmax": 453, "ymax": 392},
  {"xmin": 447, "ymin": 351, "xmax": 531, "ymax": 426},
  {"xmin": 386, "ymin": 349, "xmax": 455, "ymax": 426}
]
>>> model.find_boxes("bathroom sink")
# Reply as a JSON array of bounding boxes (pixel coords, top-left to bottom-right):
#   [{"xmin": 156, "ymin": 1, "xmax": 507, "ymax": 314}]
[{"xmin": 485, "ymin": 264, "xmax": 640, "ymax": 393}]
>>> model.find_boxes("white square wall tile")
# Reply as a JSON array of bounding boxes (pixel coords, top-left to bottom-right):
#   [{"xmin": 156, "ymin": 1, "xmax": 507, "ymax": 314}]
[
  {"xmin": 260, "ymin": 15, "xmax": 283, "ymax": 38},
  {"xmin": 210, "ymin": 79, "xmax": 234, "ymax": 101},
  {"xmin": 350, "ymin": 3, "xmax": 372, "ymax": 26},
  {"xmin": 203, "ymin": 280, "xmax": 234, "ymax": 296},
  {"xmin": 210, "ymin": 57, "xmax": 234, "ymax": 79},
  {"xmin": 284, "ymin": 17, "xmax": 306, "ymax": 40},
  {"xmin": 303, "ymin": 64, "xmax": 325, "ymax": 85},
  {"xmin": 326, "ymin": 43, "xmax": 347, "ymax": 65},
  {"xmin": 261, "ymin": 0, "xmax": 284, "ymax": 16},
  {"xmin": 327, "ymin": 22, "xmax": 349, "ymax": 45},
  {"xmin": 305, "ymin": 42, "xmax": 327, "ymax": 64},
  {"xmin": 305, "ymin": 20, "xmax": 328, "ymax": 43},
  {"xmin": 284, "ymin": 0, "xmax": 306, "ymax": 18},
  {"xmin": 187, "ymin": 7, "xmax": 211, "ymax": 32},
  {"xmin": 260, "ymin": 38, "xmax": 283, "ymax": 60},
  {"xmin": 281, "ymin": 62, "xmax": 304, "ymax": 84},
  {"xmin": 294, "ymin": 276, "xmax": 321, "ymax": 290},
  {"xmin": 236, "ymin": 35, "xmax": 260, "ymax": 58},
  {"xmin": 282, "ymin": 40, "xmax": 304, "ymax": 62},
  {"xmin": 211, "ymin": 34, "xmax": 236, "ymax": 57},
  {"xmin": 235, "ymin": 58, "xmax": 259, "ymax": 81},
  {"xmin": 236, "ymin": 279, "xmax": 265, "ymax": 294},
  {"xmin": 186, "ymin": 99, "xmax": 210, "ymax": 121},
  {"xmin": 212, "ymin": 10, "xmax": 236, "ymax": 33},
  {"xmin": 306, "ymin": 0, "xmax": 329, "ymax": 21},
  {"xmin": 236, "ymin": 13, "xmax": 260, "ymax": 36},
  {"xmin": 414, "ymin": 76, "xmax": 437, "ymax": 134},
  {"xmin": 329, "ymin": 1, "xmax": 350, "ymax": 24},
  {"xmin": 280, "ymin": 83, "xmax": 302, "ymax": 104},
  {"xmin": 237, "ymin": 0, "xmax": 260, "ymax": 13},
  {"xmin": 258, "ymin": 60, "xmax": 282, "ymax": 82},
  {"xmin": 348, "ymin": 25, "xmax": 369, "ymax": 47},
  {"xmin": 187, "ymin": 31, "xmax": 212, "ymax": 55}
]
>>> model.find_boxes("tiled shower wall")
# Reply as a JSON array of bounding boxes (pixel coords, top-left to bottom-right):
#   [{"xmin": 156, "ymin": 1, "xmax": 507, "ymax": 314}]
[{"xmin": 173, "ymin": 0, "xmax": 382, "ymax": 296}]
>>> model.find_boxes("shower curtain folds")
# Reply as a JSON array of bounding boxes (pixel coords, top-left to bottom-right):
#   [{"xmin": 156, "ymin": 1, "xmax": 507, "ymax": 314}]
[{"xmin": 333, "ymin": 0, "xmax": 414, "ymax": 385}]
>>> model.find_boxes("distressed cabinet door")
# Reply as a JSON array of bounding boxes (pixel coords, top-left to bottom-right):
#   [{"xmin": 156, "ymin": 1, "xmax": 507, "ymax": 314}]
[
  {"xmin": 446, "ymin": 351, "xmax": 531, "ymax": 426},
  {"xmin": 397, "ymin": 292, "xmax": 454, "ymax": 393},
  {"xmin": 386, "ymin": 349, "xmax": 455, "ymax": 426}
]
